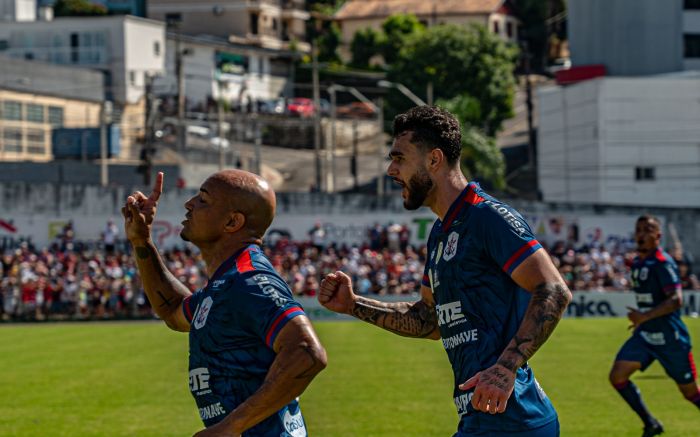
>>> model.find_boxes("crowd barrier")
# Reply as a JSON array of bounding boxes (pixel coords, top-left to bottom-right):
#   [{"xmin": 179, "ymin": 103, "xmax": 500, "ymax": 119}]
[{"xmin": 295, "ymin": 291, "xmax": 700, "ymax": 321}]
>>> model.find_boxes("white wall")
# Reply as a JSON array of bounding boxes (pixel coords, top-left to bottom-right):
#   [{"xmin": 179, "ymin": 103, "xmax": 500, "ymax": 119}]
[
  {"xmin": 538, "ymin": 77, "xmax": 700, "ymax": 207},
  {"xmin": 538, "ymin": 80, "xmax": 601, "ymax": 204},
  {"xmin": 124, "ymin": 18, "xmax": 165, "ymax": 104}
]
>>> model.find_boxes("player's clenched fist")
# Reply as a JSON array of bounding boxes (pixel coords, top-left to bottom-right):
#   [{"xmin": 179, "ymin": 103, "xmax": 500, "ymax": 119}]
[
  {"xmin": 318, "ymin": 271, "xmax": 357, "ymax": 315},
  {"xmin": 122, "ymin": 171, "xmax": 163, "ymax": 244}
]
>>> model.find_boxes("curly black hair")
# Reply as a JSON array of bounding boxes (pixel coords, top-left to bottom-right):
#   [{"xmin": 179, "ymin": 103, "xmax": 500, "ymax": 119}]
[{"xmin": 392, "ymin": 105, "xmax": 462, "ymax": 165}]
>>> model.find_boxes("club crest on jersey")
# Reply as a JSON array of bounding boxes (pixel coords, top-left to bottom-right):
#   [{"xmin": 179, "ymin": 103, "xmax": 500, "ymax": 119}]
[
  {"xmin": 443, "ymin": 232, "xmax": 459, "ymax": 261},
  {"xmin": 193, "ymin": 296, "xmax": 213, "ymax": 329}
]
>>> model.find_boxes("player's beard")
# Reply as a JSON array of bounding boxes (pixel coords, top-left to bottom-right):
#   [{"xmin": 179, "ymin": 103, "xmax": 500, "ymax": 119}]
[{"xmin": 403, "ymin": 167, "xmax": 433, "ymax": 210}]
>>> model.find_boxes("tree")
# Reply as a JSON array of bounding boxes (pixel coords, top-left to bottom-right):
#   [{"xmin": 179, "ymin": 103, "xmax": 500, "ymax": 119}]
[
  {"xmin": 389, "ymin": 24, "xmax": 518, "ymax": 136},
  {"xmin": 53, "ymin": 0, "xmax": 107, "ymax": 16},
  {"xmin": 439, "ymin": 94, "xmax": 506, "ymax": 190},
  {"xmin": 350, "ymin": 27, "xmax": 383, "ymax": 68},
  {"xmin": 317, "ymin": 22, "xmax": 342, "ymax": 63},
  {"xmin": 381, "ymin": 14, "xmax": 425, "ymax": 65},
  {"xmin": 514, "ymin": 0, "xmax": 567, "ymax": 72}
]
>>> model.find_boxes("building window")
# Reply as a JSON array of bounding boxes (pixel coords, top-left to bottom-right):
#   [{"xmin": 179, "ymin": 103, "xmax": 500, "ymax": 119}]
[
  {"xmin": 685, "ymin": 0, "xmax": 700, "ymax": 9},
  {"xmin": 27, "ymin": 104, "xmax": 45, "ymax": 123},
  {"xmin": 2, "ymin": 101, "xmax": 22, "ymax": 120},
  {"xmin": 493, "ymin": 21, "xmax": 500, "ymax": 34},
  {"xmin": 129, "ymin": 71, "xmax": 137, "ymax": 85},
  {"xmin": 684, "ymin": 34, "xmax": 700, "ymax": 57},
  {"xmin": 154, "ymin": 41, "xmax": 160, "ymax": 56},
  {"xmin": 272, "ymin": 18, "xmax": 278, "ymax": 31},
  {"xmin": 70, "ymin": 32, "xmax": 79, "ymax": 63},
  {"xmin": 2, "ymin": 129, "xmax": 23, "ymax": 153},
  {"xmin": 250, "ymin": 13, "xmax": 259, "ymax": 35},
  {"xmin": 635, "ymin": 167, "xmax": 655, "ymax": 181},
  {"xmin": 0, "ymin": 40, "xmax": 7, "ymax": 51},
  {"xmin": 48, "ymin": 106, "xmax": 64, "ymax": 127},
  {"xmin": 26, "ymin": 129, "xmax": 46, "ymax": 155},
  {"xmin": 506, "ymin": 21, "xmax": 513, "ymax": 38}
]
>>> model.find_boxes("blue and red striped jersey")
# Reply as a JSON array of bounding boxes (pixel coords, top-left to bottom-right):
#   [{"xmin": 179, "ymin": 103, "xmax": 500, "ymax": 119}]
[
  {"xmin": 422, "ymin": 182, "xmax": 557, "ymax": 433},
  {"xmin": 630, "ymin": 248, "xmax": 690, "ymax": 345},
  {"xmin": 182, "ymin": 244, "xmax": 308, "ymax": 435}
]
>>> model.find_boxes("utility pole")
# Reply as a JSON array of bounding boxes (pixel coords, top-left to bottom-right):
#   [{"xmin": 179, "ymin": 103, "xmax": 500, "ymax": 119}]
[
  {"xmin": 141, "ymin": 72, "xmax": 155, "ymax": 186},
  {"xmin": 254, "ymin": 116, "xmax": 262, "ymax": 176},
  {"xmin": 173, "ymin": 22, "xmax": 186, "ymax": 152},
  {"xmin": 376, "ymin": 98, "xmax": 384, "ymax": 196},
  {"xmin": 311, "ymin": 40, "xmax": 322, "ymax": 192},
  {"xmin": 351, "ymin": 120, "xmax": 358, "ymax": 192},
  {"xmin": 217, "ymin": 80, "xmax": 225, "ymax": 170},
  {"xmin": 99, "ymin": 100, "xmax": 112, "ymax": 187},
  {"xmin": 328, "ymin": 84, "xmax": 337, "ymax": 193},
  {"xmin": 523, "ymin": 42, "xmax": 536, "ymax": 169}
]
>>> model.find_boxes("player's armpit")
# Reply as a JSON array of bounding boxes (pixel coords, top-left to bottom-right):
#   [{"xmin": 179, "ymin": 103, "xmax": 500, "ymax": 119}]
[
  {"xmin": 163, "ymin": 302, "xmax": 190, "ymax": 332},
  {"xmin": 351, "ymin": 285, "xmax": 440, "ymax": 339}
]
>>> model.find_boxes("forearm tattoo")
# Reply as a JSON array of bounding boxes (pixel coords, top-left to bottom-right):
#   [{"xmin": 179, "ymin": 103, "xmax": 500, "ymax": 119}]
[
  {"xmin": 135, "ymin": 245, "xmax": 167, "ymax": 282},
  {"xmin": 351, "ymin": 297, "xmax": 438, "ymax": 338},
  {"xmin": 497, "ymin": 282, "xmax": 570, "ymax": 372}
]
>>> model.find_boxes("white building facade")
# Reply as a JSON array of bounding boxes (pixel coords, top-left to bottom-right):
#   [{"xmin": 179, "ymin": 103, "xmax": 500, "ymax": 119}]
[
  {"xmin": 537, "ymin": 76, "xmax": 700, "ymax": 207},
  {"xmin": 0, "ymin": 15, "xmax": 165, "ymax": 104}
]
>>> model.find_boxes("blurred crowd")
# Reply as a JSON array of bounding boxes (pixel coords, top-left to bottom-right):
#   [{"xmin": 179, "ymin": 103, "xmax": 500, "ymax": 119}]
[{"xmin": 1, "ymin": 221, "xmax": 698, "ymax": 322}]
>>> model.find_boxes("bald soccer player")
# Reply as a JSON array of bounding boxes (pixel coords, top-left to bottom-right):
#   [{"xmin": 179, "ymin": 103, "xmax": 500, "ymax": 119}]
[{"xmin": 122, "ymin": 170, "xmax": 327, "ymax": 437}]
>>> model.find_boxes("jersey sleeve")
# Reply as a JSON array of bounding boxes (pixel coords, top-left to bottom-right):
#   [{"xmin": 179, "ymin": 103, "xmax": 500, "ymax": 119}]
[
  {"xmin": 182, "ymin": 290, "xmax": 203, "ymax": 323},
  {"xmin": 473, "ymin": 203, "xmax": 542, "ymax": 276},
  {"xmin": 656, "ymin": 261, "xmax": 681, "ymax": 296},
  {"xmin": 234, "ymin": 271, "xmax": 306, "ymax": 349}
]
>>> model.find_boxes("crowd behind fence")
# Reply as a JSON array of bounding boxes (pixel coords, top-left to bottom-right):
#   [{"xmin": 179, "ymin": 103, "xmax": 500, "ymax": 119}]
[{"xmin": 1, "ymin": 222, "xmax": 698, "ymax": 322}]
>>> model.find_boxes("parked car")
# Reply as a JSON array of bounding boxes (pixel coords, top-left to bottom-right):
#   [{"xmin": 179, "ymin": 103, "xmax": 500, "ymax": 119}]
[
  {"xmin": 287, "ymin": 97, "xmax": 315, "ymax": 117},
  {"xmin": 258, "ymin": 98, "xmax": 286, "ymax": 115},
  {"xmin": 337, "ymin": 101, "xmax": 376, "ymax": 119}
]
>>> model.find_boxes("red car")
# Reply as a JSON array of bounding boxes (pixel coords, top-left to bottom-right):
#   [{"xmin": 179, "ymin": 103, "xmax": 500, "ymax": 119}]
[{"xmin": 287, "ymin": 98, "xmax": 315, "ymax": 117}]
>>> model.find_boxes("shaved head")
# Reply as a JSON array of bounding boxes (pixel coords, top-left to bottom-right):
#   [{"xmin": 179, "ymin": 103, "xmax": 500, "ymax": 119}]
[{"xmin": 206, "ymin": 169, "xmax": 276, "ymax": 239}]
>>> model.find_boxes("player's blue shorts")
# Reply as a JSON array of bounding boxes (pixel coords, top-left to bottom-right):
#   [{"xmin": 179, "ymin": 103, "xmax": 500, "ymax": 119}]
[
  {"xmin": 616, "ymin": 332, "xmax": 697, "ymax": 385},
  {"xmin": 455, "ymin": 418, "xmax": 559, "ymax": 437}
]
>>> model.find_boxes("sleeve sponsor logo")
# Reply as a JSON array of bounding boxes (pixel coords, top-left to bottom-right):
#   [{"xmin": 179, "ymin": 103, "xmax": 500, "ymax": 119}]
[
  {"xmin": 283, "ymin": 408, "xmax": 307, "ymax": 437},
  {"xmin": 193, "ymin": 296, "xmax": 213, "ymax": 330},
  {"xmin": 666, "ymin": 264, "xmax": 679, "ymax": 283},
  {"xmin": 199, "ymin": 402, "xmax": 226, "ymax": 421},
  {"xmin": 246, "ymin": 274, "xmax": 286, "ymax": 307},
  {"xmin": 189, "ymin": 367, "xmax": 212, "ymax": 396},
  {"xmin": 484, "ymin": 200, "xmax": 527, "ymax": 235}
]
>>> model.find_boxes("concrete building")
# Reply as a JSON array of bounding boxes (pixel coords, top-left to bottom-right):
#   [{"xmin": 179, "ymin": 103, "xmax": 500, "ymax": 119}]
[
  {"xmin": 0, "ymin": 57, "xmax": 103, "ymax": 161},
  {"xmin": 334, "ymin": 0, "xmax": 519, "ymax": 62},
  {"xmin": 568, "ymin": 0, "xmax": 700, "ymax": 75},
  {"xmin": 0, "ymin": 15, "xmax": 166, "ymax": 159},
  {"xmin": 537, "ymin": 75, "xmax": 700, "ymax": 207},
  {"xmin": 147, "ymin": 0, "xmax": 310, "ymax": 53},
  {"xmin": 0, "ymin": 0, "xmax": 35, "ymax": 22},
  {"xmin": 153, "ymin": 33, "xmax": 296, "ymax": 112}
]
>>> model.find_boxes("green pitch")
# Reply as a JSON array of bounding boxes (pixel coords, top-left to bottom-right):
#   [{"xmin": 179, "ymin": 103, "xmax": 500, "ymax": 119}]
[{"xmin": 1, "ymin": 318, "xmax": 698, "ymax": 436}]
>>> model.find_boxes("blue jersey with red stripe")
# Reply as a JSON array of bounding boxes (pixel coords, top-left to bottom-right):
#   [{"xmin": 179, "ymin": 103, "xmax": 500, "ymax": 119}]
[
  {"xmin": 182, "ymin": 244, "xmax": 308, "ymax": 435},
  {"xmin": 630, "ymin": 248, "xmax": 690, "ymax": 346},
  {"xmin": 422, "ymin": 182, "xmax": 557, "ymax": 433}
]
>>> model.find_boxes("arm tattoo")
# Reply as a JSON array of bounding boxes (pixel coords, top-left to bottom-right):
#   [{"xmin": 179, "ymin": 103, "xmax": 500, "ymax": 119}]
[
  {"xmin": 497, "ymin": 282, "xmax": 570, "ymax": 372},
  {"xmin": 294, "ymin": 345, "xmax": 322, "ymax": 380},
  {"xmin": 351, "ymin": 297, "xmax": 438, "ymax": 338},
  {"xmin": 135, "ymin": 245, "xmax": 168, "ymax": 282},
  {"xmin": 156, "ymin": 290, "xmax": 174, "ymax": 309},
  {"xmin": 135, "ymin": 246, "xmax": 150, "ymax": 259}
]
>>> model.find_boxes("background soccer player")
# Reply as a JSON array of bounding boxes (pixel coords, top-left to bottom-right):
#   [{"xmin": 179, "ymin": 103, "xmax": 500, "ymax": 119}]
[
  {"xmin": 609, "ymin": 215, "xmax": 700, "ymax": 437},
  {"xmin": 122, "ymin": 170, "xmax": 327, "ymax": 437},
  {"xmin": 319, "ymin": 106, "xmax": 572, "ymax": 436}
]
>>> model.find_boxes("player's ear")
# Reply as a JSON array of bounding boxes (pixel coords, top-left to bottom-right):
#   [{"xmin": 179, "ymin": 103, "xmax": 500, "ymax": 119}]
[
  {"xmin": 428, "ymin": 148, "xmax": 444, "ymax": 170},
  {"xmin": 224, "ymin": 212, "xmax": 246, "ymax": 233}
]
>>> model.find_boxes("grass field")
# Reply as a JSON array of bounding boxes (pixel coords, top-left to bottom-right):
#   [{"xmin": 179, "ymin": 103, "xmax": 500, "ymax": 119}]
[{"xmin": 1, "ymin": 318, "xmax": 698, "ymax": 437}]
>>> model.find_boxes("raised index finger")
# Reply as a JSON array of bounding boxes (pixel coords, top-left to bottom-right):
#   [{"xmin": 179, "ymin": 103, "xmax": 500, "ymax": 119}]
[{"xmin": 149, "ymin": 172, "xmax": 164, "ymax": 202}]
